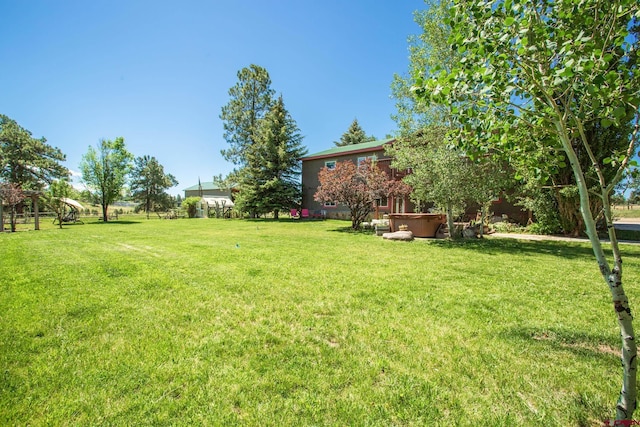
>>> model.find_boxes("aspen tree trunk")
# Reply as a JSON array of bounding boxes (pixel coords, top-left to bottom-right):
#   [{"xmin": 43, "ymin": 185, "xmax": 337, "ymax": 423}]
[{"xmin": 558, "ymin": 122, "xmax": 637, "ymax": 419}]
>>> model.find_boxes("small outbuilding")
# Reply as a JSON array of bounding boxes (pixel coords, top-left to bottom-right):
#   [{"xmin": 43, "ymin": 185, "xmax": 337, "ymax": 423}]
[{"xmin": 183, "ymin": 181, "xmax": 235, "ymax": 218}]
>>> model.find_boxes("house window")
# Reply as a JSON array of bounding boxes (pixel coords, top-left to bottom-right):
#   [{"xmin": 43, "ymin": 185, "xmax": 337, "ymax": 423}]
[
  {"xmin": 324, "ymin": 201, "xmax": 337, "ymax": 207},
  {"xmin": 325, "ymin": 161, "xmax": 336, "ymax": 170},
  {"xmin": 376, "ymin": 196, "xmax": 388, "ymax": 208},
  {"xmin": 357, "ymin": 155, "xmax": 377, "ymax": 167}
]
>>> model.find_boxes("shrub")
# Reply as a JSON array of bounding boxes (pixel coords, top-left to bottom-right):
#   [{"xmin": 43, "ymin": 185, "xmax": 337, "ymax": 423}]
[
  {"xmin": 526, "ymin": 222, "xmax": 557, "ymax": 235},
  {"xmin": 492, "ymin": 221, "xmax": 525, "ymax": 233},
  {"xmin": 181, "ymin": 197, "xmax": 201, "ymax": 218}
]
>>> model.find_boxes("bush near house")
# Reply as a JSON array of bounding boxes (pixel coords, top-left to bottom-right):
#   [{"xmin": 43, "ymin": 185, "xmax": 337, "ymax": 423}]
[{"xmin": 181, "ymin": 197, "xmax": 201, "ymax": 218}]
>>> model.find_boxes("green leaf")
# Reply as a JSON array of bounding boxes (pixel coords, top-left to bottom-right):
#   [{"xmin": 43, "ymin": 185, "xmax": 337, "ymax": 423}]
[{"xmin": 613, "ymin": 106, "xmax": 627, "ymax": 119}]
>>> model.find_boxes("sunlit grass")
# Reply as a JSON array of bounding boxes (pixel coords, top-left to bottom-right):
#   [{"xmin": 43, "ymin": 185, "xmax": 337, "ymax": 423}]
[{"xmin": 1, "ymin": 217, "xmax": 639, "ymax": 425}]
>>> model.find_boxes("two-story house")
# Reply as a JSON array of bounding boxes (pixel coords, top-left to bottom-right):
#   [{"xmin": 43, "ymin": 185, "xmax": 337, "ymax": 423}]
[
  {"xmin": 301, "ymin": 139, "xmax": 526, "ymax": 223},
  {"xmin": 300, "ymin": 138, "xmax": 414, "ymax": 219}
]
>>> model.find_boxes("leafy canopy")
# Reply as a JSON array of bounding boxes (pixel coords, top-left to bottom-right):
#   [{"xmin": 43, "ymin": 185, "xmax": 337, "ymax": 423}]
[
  {"xmin": 79, "ymin": 137, "xmax": 133, "ymax": 221},
  {"xmin": 0, "ymin": 114, "xmax": 68, "ymax": 190},
  {"xmin": 45, "ymin": 179, "xmax": 73, "ymax": 229},
  {"xmin": 413, "ymin": 0, "xmax": 640, "ymax": 418}
]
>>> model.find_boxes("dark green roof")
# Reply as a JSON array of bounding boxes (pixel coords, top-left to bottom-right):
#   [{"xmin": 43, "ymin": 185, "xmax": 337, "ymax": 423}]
[
  {"xmin": 301, "ymin": 138, "xmax": 395, "ymax": 160},
  {"xmin": 183, "ymin": 182, "xmax": 223, "ymax": 191}
]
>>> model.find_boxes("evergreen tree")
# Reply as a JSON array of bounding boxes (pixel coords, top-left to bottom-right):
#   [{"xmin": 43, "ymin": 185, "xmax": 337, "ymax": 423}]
[
  {"xmin": 234, "ymin": 96, "xmax": 307, "ymax": 219},
  {"xmin": 0, "ymin": 114, "xmax": 68, "ymax": 190},
  {"xmin": 220, "ymin": 64, "xmax": 275, "ymax": 166},
  {"xmin": 334, "ymin": 119, "xmax": 375, "ymax": 146},
  {"xmin": 130, "ymin": 155, "xmax": 178, "ymax": 219}
]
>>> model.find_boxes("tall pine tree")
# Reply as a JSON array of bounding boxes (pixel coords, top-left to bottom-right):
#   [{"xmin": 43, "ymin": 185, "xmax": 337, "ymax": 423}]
[
  {"xmin": 220, "ymin": 65, "xmax": 275, "ymax": 166},
  {"xmin": 0, "ymin": 114, "xmax": 68, "ymax": 190},
  {"xmin": 234, "ymin": 96, "xmax": 307, "ymax": 218},
  {"xmin": 129, "ymin": 155, "xmax": 178, "ymax": 219},
  {"xmin": 334, "ymin": 118, "xmax": 375, "ymax": 146}
]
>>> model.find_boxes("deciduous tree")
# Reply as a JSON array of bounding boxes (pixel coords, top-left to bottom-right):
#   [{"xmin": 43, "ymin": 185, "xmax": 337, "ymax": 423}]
[
  {"xmin": 0, "ymin": 182, "xmax": 25, "ymax": 232},
  {"xmin": 314, "ymin": 159, "xmax": 409, "ymax": 229},
  {"xmin": 79, "ymin": 137, "xmax": 133, "ymax": 222},
  {"xmin": 389, "ymin": 127, "xmax": 475, "ymax": 238},
  {"xmin": 45, "ymin": 179, "xmax": 73, "ymax": 229},
  {"xmin": 181, "ymin": 197, "xmax": 200, "ymax": 218},
  {"xmin": 391, "ymin": 0, "xmax": 456, "ymax": 136},
  {"xmin": 414, "ymin": 0, "xmax": 640, "ymax": 417}
]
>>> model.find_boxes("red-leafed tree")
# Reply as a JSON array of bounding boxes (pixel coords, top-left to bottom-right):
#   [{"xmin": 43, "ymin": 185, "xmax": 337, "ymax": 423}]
[
  {"xmin": 314, "ymin": 159, "xmax": 410, "ymax": 229},
  {"xmin": 0, "ymin": 182, "xmax": 25, "ymax": 232}
]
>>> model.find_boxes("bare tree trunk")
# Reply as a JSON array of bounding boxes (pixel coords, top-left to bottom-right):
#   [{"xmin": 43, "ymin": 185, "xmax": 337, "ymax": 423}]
[{"xmin": 10, "ymin": 207, "xmax": 16, "ymax": 232}]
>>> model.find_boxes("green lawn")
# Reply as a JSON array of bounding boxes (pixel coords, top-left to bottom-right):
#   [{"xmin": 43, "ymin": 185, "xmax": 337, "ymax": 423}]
[
  {"xmin": 614, "ymin": 205, "xmax": 640, "ymax": 219},
  {"xmin": 2, "ymin": 216, "xmax": 639, "ymax": 426}
]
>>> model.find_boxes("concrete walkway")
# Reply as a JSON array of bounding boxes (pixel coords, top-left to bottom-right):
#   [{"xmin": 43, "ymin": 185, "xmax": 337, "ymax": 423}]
[
  {"xmin": 487, "ymin": 219, "xmax": 640, "ymax": 244},
  {"xmin": 612, "ymin": 217, "xmax": 640, "ymax": 231}
]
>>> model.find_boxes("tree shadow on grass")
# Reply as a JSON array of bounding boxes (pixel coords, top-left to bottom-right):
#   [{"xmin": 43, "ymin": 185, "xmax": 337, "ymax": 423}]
[
  {"xmin": 329, "ymin": 226, "xmax": 375, "ymax": 235},
  {"xmin": 501, "ymin": 325, "xmax": 620, "ymax": 362},
  {"xmin": 86, "ymin": 220, "xmax": 141, "ymax": 225},
  {"xmin": 502, "ymin": 327, "xmax": 619, "ymax": 425},
  {"xmin": 422, "ymin": 237, "xmax": 618, "ymax": 261}
]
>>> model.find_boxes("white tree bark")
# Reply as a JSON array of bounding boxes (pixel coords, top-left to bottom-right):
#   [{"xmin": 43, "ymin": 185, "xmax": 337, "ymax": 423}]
[{"xmin": 556, "ymin": 120, "xmax": 637, "ymax": 419}]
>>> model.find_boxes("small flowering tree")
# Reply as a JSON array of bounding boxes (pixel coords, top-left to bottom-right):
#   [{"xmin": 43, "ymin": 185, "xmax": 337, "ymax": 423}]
[
  {"xmin": 314, "ymin": 159, "xmax": 410, "ymax": 229},
  {"xmin": 0, "ymin": 182, "xmax": 25, "ymax": 232}
]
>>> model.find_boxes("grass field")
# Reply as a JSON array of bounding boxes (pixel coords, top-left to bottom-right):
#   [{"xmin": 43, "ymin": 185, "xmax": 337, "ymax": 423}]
[
  {"xmin": 614, "ymin": 205, "xmax": 640, "ymax": 219},
  {"xmin": 2, "ymin": 216, "xmax": 640, "ymax": 425}
]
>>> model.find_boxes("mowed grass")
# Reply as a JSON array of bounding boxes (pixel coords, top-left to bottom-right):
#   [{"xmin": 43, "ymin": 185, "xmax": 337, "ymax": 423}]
[{"xmin": 2, "ymin": 217, "xmax": 640, "ymax": 426}]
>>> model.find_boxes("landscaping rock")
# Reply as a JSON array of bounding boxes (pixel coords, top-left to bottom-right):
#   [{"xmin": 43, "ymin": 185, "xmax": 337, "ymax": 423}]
[
  {"xmin": 462, "ymin": 227, "xmax": 478, "ymax": 239},
  {"xmin": 375, "ymin": 225, "xmax": 390, "ymax": 236},
  {"xmin": 382, "ymin": 230, "xmax": 414, "ymax": 241}
]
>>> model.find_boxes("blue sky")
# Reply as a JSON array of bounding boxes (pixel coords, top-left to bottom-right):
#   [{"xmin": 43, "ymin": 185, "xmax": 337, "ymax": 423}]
[{"xmin": 0, "ymin": 1, "xmax": 424, "ymax": 195}]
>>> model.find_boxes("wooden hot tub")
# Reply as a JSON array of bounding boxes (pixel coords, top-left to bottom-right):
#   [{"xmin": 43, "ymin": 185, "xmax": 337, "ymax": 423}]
[{"xmin": 388, "ymin": 213, "xmax": 446, "ymax": 238}]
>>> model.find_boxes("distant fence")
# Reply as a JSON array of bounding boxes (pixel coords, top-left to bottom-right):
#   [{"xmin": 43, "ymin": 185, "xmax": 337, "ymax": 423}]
[{"xmin": 2, "ymin": 212, "xmax": 57, "ymax": 224}]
